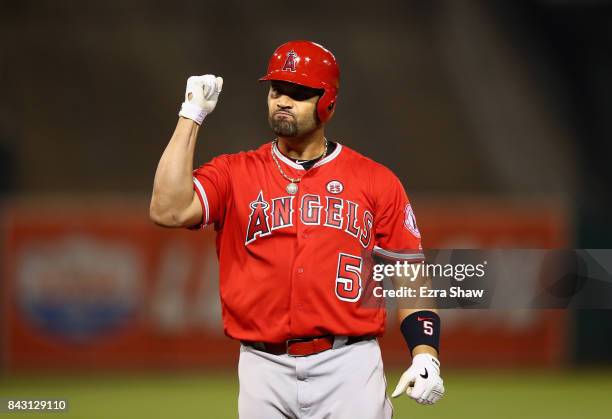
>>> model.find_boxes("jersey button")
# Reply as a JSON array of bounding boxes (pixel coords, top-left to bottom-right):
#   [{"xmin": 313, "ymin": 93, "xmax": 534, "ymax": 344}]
[{"xmin": 297, "ymin": 267, "xmax": 304, "ymax": 274}]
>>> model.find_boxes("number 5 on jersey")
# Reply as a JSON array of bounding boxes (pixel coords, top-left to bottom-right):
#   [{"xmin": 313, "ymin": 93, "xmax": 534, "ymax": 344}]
[{"xmin": 335, "ymin": 253, "xmax": 363, "ymax": 302}]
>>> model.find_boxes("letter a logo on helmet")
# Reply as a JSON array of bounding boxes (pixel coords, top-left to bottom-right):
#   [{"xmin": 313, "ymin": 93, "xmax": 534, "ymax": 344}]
[
  {"xmin": 259, "ymin": 40, "xmax": 340, "ymax": 123},
  {"xmin": 282, "ymin": 50, "xmax": 297, "ymax": 72}
]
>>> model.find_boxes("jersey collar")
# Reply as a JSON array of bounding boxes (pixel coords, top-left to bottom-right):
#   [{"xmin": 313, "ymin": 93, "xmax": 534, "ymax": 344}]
[{"xmin": 272, "ymin": 141, "xmax": 343, "ymax": 171}]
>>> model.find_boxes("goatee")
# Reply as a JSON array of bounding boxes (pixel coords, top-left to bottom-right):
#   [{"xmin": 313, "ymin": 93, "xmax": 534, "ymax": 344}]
[{"xmin": 269, "ymin": 116, "xmax": 298, "ymax": 137}]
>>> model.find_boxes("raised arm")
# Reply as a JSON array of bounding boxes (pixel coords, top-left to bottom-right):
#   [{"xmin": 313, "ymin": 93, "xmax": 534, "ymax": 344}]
[{"xmin": 149, "ymin": 75, "xmax": 223, "ymax": 227}]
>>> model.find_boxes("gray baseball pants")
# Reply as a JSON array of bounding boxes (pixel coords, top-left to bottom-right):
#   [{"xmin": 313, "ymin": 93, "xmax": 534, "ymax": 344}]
[{"xmin": 238, "ymin": 338, "xmax": 393, "ymax": 419}]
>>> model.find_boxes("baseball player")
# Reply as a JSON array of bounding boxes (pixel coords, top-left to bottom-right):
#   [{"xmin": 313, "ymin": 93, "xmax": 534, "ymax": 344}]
[{"xmin": 150, "ymin": 40, "xmax": 444, "ymax": 418}]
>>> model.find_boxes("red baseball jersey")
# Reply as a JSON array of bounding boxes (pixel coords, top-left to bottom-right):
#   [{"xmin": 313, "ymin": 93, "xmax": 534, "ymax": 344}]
[{"xmin": 191, "ymin": 141, "xmax": 423, "ymax": 343}]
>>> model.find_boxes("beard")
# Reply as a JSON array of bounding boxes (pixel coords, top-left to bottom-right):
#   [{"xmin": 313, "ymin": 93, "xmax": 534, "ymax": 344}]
[
  {"xmin": 269, "ymin": 111, "xmax": 320, "ymax": 138},
  {"xmin": 269, "ymin": 114, "xmax": 298, "ymax": 137}
]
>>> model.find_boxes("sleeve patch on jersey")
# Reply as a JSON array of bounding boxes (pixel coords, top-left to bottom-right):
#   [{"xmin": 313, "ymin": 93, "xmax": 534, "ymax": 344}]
[{"xmin": 404, "ymin": 203, "xmax": 421, "ymax": 238}]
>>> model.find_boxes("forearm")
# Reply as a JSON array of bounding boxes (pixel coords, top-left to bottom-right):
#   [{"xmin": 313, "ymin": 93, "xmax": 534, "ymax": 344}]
[
  {"xmin": 149, "ymin": 117, "xmax": 200, "ymax": 226},
  {"xmin": 393, "ymin": 272, "xmax": 440, "ymax": 358}
]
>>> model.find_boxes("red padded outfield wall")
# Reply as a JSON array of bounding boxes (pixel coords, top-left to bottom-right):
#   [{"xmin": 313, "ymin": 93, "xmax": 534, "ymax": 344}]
[{"xmin": 1, "ymin": 198, "xmax": 568, "ymax": 371}]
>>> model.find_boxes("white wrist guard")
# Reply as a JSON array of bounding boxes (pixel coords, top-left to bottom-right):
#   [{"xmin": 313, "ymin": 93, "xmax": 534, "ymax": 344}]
[{"xmin": 179, "ymin": 102, "xmax": 208, "ymax": 125}]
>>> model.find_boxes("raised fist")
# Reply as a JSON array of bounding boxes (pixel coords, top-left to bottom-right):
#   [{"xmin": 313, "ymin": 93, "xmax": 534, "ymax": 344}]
[{"xmin": 179, "ymin": 75, "xmax": 223, "ymax": 125}]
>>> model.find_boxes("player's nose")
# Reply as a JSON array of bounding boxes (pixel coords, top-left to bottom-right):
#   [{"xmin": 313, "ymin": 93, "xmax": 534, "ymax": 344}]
[{"xmin": 276, "ymin": 94, "xmax": 293, "ymax": 108}]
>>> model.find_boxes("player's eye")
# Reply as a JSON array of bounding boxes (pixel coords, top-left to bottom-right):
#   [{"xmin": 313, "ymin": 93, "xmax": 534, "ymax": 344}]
[
  {"xmin": 270, "ymin": 82, "xmax": 321, "ymax": 101},
  {"xmin": 293, "ymin": 91, "xmax": 319, "ymax": 101}
]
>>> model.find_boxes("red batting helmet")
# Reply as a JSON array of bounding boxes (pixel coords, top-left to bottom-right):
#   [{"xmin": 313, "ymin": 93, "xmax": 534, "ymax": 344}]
[{"xmin": 259, "ymin": 40, "xmax": 340, "ymax": 123}]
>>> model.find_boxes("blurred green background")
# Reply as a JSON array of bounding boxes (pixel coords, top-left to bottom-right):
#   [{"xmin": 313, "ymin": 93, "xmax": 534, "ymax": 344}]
[{"xmin": 2, "ymin": 370, "xmax": 612, "ymax": 419}]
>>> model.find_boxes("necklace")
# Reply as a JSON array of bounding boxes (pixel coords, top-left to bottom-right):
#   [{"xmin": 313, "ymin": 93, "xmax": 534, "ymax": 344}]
[{"xmin": 270, "ymin": 139, "xmax": 328, "ymax": 195}]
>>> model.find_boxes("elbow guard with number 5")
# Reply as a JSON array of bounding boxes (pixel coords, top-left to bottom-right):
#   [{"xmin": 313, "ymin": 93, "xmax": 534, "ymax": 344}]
[{"xmin": 151, "ymin": 40, "xmax": 443, "ymax": 418}]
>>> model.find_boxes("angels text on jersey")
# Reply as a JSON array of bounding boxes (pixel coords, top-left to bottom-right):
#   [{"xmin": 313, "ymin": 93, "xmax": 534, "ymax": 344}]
[{"xmin": 245, "ymin": 191, "xmax": 373, "ymax": 247}]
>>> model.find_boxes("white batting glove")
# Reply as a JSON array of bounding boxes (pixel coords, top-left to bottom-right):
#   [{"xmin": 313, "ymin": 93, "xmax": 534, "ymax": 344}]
[
  {"xmin": 179, "ymin": 75, "xmax": 223, "ymax": 125},
  {"xmin": 391, "ymin": 353, "xmax": 444, "ymax": 405}
]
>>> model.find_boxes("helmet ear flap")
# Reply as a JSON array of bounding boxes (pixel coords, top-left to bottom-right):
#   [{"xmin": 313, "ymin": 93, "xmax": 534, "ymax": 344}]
[{"xmin": 316, "ymin": 89, "xmax": 338, "ymax": 123}]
